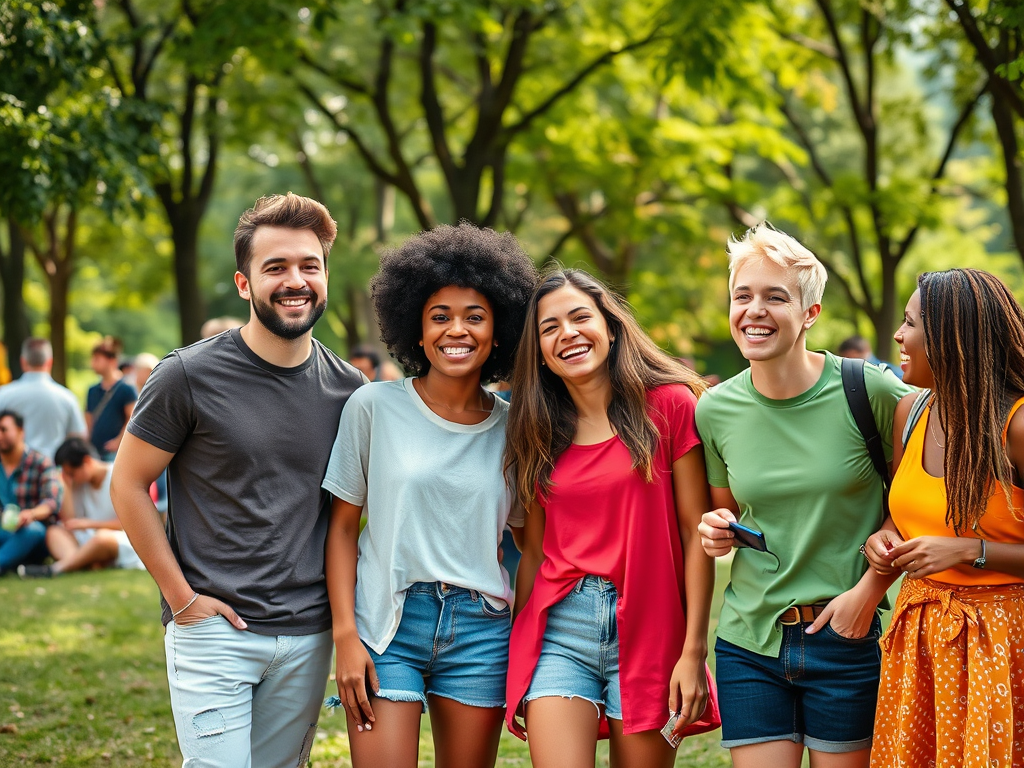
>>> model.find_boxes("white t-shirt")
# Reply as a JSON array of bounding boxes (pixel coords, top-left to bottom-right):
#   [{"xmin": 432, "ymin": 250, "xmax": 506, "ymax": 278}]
[
  {"xmin": 72, "ymin": 467, "xmax": 116, "ymax": 547},
  {"xmin": 322, "ymin": 378, "xmax": 523, "ymax": 654}
]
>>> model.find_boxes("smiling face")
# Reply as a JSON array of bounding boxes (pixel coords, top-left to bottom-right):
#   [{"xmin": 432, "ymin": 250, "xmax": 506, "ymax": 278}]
[
  {"xmin": 420, "ymin": 286, "xmax": 495, "ymax": 380},
  {"xmin": 894, "ymin": 289, "xmax": 934, "ymax": 388},
  {"xmin": 536, "ymin": 285, "xmax": 614, "ymax": 385},
  {"xmin": 235, "ymin": 226, "xmax": 328, "ymax": 341},
  {"xmin": 729, "ymin": 258, "xmax": 820, "ymax": 363}
]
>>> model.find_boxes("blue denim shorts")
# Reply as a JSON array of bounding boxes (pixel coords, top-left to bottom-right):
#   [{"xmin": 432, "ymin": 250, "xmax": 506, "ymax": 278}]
[
  {"xmin": 715, "ymin": 615, "xmax": 882, "ymax": 753},
  {"xmin": 524, "ymin": 575, "xmax": 622, "ymax": 720},
  {"xmin": 367, "ymin": 582, "xmax": 511, "ymax": 710}
]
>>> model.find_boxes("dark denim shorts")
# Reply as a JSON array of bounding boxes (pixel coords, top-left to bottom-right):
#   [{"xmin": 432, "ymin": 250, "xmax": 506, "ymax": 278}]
[{"xmin": 715, "ymin": 615, "xmax": 882, "ymax": 753}]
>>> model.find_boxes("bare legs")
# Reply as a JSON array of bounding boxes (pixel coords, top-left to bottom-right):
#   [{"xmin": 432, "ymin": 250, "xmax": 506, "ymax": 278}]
[
  {"xmin": 731, "ymin": 741, "xmax": 870, "ymax": 768},
  {"xmin": 347, "ymin": 699, "xmax": 421, "ymax": 768},
  {"xmin": 525, "ymin": 697, "xmax": 676, "ymax": 768},
  {"xmin": 347, "ymin": 695, "xmax": 504, "ymax": 768},
  {"xmin": 525, "ymin": 697, "xmax": 599, "ymax": 768},
  {"xmin": 54, "ymin": 530, "xmax": 119, "ymax": 572},
  {"xmin": 428, "ymin": 695, "xmax": 504, "ymax": 768},
  {"xmin": 44, "ymin": 525, "xmax": 78, "ymax": 562}
]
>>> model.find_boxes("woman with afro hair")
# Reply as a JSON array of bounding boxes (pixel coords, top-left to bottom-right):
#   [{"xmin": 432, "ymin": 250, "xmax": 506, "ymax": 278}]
[{"xmin": 321, "ymin": 222, "xmax": 537, "ymax": 768}]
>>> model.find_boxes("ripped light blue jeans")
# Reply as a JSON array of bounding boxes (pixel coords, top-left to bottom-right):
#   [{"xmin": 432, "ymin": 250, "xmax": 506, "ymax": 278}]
[{"xmin": 164, "ymin": 616, "xmax": 332, "ymax": 768}]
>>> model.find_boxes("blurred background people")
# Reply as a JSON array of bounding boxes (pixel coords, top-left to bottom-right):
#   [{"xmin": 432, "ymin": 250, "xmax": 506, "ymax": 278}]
[
  {"xmin": 839, "ymin": 334, "xmax": 903, "ymax": 379},
  {"xmin": 200, "ymin": 316, "xmax": 245, "ymax": 339},
  {"xmin": 0, "ymin": 338, "xmax": 86, "ymax": 459},
  {"xmin": 347, "ymin": 344, "xmax": 381, "ymax": 381},
  {"xmin": 20, "ymin": 437, "xmax": 144, "ymax": 578},
  {"xmin": 0, "ymin": 410, "xmax": 63, "ymax": 575},
  {"xmin": 85, "ymin": 337, "xmax": 137, "ymax": 461},
  {"xmin": 133, "ymin": 352, "xmax": 160, "ymax": 393}
]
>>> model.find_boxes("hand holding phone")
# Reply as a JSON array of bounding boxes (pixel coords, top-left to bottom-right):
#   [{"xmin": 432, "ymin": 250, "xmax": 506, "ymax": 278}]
[
  {"xmin": 728, "ymin": 521, "xmax": 768, "ymax": 552},
  {"xmin": 660, "ymin": 712, "xmax": 681, "ymax": 749}
]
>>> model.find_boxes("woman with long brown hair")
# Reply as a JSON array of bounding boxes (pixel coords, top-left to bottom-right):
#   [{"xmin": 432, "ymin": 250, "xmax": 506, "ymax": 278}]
[
  {"xmin": 503, "ymin": 269, "xmax": 719, "ymax": 768},
  {"xmin": 864, "ymin": 268, "xmax": 1024, "ymax": 766}
]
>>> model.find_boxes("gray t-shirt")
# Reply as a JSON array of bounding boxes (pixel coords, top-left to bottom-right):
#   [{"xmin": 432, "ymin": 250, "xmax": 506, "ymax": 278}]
[{"xmin": 127, "ymin": 329, "xmax": 364, "ymax": 635}]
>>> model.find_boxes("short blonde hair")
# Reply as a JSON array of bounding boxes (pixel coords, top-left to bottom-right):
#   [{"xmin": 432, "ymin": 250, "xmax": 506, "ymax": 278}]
[{"xmin": 727, "ymin": 223, "xmax": 827, "ymax": 311}]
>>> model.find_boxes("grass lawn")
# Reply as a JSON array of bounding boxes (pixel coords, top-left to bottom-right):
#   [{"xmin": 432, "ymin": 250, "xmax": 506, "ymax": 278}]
[{"xmin": 0, "ymin": 567, "xmax": 740, "ymax": 767}]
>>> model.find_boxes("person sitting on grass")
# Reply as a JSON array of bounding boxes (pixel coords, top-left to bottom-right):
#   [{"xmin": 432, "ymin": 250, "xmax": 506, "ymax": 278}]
[
  {"xmin": 0, "ymin": 409, "xmax": 63, "ymax": 575},
  {"xmin": 19, "ymin": 437, "xmax": 144, "ymax": 578}
]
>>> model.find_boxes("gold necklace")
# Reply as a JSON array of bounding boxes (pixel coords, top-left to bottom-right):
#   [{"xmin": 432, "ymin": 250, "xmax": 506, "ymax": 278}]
[{"xmin": 928, "ymin": 412, "xmax": 946, "ymax": 449}]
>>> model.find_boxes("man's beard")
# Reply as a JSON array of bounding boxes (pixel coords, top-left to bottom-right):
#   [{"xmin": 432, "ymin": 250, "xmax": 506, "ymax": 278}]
[{"xmin": 251, "ymin": 288, "xmax": 327, "ymax": 340}]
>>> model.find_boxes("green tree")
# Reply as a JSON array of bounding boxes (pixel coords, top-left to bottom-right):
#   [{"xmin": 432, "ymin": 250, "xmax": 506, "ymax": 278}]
[
  {"xmin": 720, "ymin": 0, "xmax": 986, "ymax": 360},
  {"xmin": 0, "ymin": 0, "xmax": 151, "ymax": 382},
  {"xmin": 294, "ymin": 0, "xmax": 698, "ymax": 230},
  {"xmin": 942, "ymin": 0, "xmax": 1024, "ymax": 260},
  {"xmin": 94, "ymin": 0, "xmax": 312, "ymax": 344}
]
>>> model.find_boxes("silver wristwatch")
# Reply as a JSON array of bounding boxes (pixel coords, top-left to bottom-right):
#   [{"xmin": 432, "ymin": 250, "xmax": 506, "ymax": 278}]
[{"xmin": 972, "ymin": 538, "xmax": 987, "ymax": 569}]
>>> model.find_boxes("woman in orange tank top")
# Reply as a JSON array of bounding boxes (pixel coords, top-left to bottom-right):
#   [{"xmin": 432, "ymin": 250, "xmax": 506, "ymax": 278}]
[{"xmin": 863, "ymin": 268, "xmax": 1024, "ymax": 767}]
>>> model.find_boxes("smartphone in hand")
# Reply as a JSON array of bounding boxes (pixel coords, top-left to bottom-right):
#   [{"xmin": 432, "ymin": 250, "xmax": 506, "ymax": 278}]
[
  {"xmin": 728, "ymin": 521, "xmax": 768, "ymax": 552},
  {"xmin": 660, "ymin": 712, "xmax": 681, "ymax": 749}
]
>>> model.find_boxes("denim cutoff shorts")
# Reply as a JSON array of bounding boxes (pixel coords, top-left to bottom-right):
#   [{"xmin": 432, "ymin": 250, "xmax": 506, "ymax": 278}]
[
  {"xmin": 715, "ymin": 615, "xmax": 882, "ymax": 753},
  {"xmin": 366, "ymin": 582, "xmax": 511, "ymax": 710},
  {"xmin": 524, "ymin": 575, "xmax": 622, "ymax": 719}
]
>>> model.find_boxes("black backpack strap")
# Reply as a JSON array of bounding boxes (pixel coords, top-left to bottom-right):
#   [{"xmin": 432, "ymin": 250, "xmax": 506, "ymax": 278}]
[
  {"xmin": 841, "ymin": 357, "xmax": 891, "ymax": 490},
  {"xmin": 902, "ymin": 389, "xmax": 932, "ymax": 449}
]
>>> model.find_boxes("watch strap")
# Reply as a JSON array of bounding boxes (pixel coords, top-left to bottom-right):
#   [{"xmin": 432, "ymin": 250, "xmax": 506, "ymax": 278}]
[{"xmin": 972, "ymin": 538, "xmax": 987, "ymax": 569}]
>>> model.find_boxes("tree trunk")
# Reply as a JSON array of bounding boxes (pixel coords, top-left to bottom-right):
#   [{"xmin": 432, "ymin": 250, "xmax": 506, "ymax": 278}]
[
  {"xmin": 992, "ymin": 95, "xmax": 1024, "ymax": 263},
  {"xmin": 874, "ymin": 254, "xmax": 899, "ymax": 364},
  {"xmin": 0, "ymin": 217, "xmax": 30, "ymax": 379},
  {"xmin": 166, "ymin": 204, "xmax": 206, "ymax": 345},
  {"xmin": 48, "ymin": 259, "xmax": 72, "ymax": 386},
  {"xmin": 339, "ymin": 284, "xmax": 362, "ymax": 352}
]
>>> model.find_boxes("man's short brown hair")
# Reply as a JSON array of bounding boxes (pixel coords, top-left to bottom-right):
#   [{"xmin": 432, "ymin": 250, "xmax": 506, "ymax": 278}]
[
  {"xmin": 233, "ymin": 194, "xmax": 338, "ymax": 277},
  {"xmin": 91, "ymin": 336, "xmax": 123, "ymax": 359}
]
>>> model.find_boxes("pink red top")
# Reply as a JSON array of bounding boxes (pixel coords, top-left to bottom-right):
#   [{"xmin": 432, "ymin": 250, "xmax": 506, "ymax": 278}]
[{"xmin": 506, "ymin": 384, "xmax": 721, "ymax": 739}]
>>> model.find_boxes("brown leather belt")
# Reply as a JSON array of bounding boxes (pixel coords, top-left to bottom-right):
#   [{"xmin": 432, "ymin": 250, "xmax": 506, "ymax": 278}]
[{"xmin": 778, "ymin": 603, "xmax": 830, "ymax": 626}]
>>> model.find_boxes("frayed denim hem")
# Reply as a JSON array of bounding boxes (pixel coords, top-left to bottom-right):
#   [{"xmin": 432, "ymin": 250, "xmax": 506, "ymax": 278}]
[
  {"xmin": 326, "ymin": 689, "xmax": 428, "ymax": 714},
  {"xmin": 425, "ymin": 690, "xmax": 506, "ymax": 709}
]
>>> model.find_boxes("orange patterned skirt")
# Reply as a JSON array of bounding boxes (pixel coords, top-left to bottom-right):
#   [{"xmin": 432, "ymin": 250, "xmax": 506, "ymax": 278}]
[{"xmin": 870, "ymin": 577, "xmax": 1024, "ymax": 767}]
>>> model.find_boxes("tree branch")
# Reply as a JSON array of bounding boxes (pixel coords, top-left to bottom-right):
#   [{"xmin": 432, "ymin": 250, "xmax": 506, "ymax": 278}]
[
  {"xmin": 420, "ymin": 22, "xmax": 457, "ymax": 189},
  {"xmin": 294, "ymin": 79, "xmax": 401, "ymax": 187},
  {"xmin": 505, "ymin": 25, "xmax": 663, "ymax": 138},
  {"xmin": 299, "ymin": 51, "xmax": 371, "ymax": 96},
  {"xmin": 370, "ymin": 8, "xmax": 433, "ymax": 229},
  {"xmin": 771, "ymin": 26, "xmax": 838, "ymax": 59},
  {"xmin": 292, "ymin": 131, "xmax": 327, "ymax": 203},
  {"xmin": 815, "ymin": 0, "xmax": 868, "ymax": 132},
  {"xmin": 777, "ymin": 92, "xmax": 874, "ymax": 310},
  {"xmin": 138, "ymin": 18, "xmax": 177, "ymax": 94},
  {"xmin": 552, "ymin": 192, "xmax": 614, "ymax": 274},
  {"xmin": 821, "ymin": 258, "xmax": 871, "ymax": 317},
  {"xmin": 945, "ymin": 0, "xmax": 1024, "ymax": 120},
  {"xmin": 777, "ymin": 94, "xmax": 834, "ymax": 187},
  {"xmin": 893, "ymin": 81, "xmax": 986, "ymax": 262}
]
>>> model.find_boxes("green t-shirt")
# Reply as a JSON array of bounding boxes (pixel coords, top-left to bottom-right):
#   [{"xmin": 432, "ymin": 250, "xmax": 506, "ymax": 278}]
[{"xmin": 695, "ymin": 352, "xmax": 911, "ymax": 656}]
